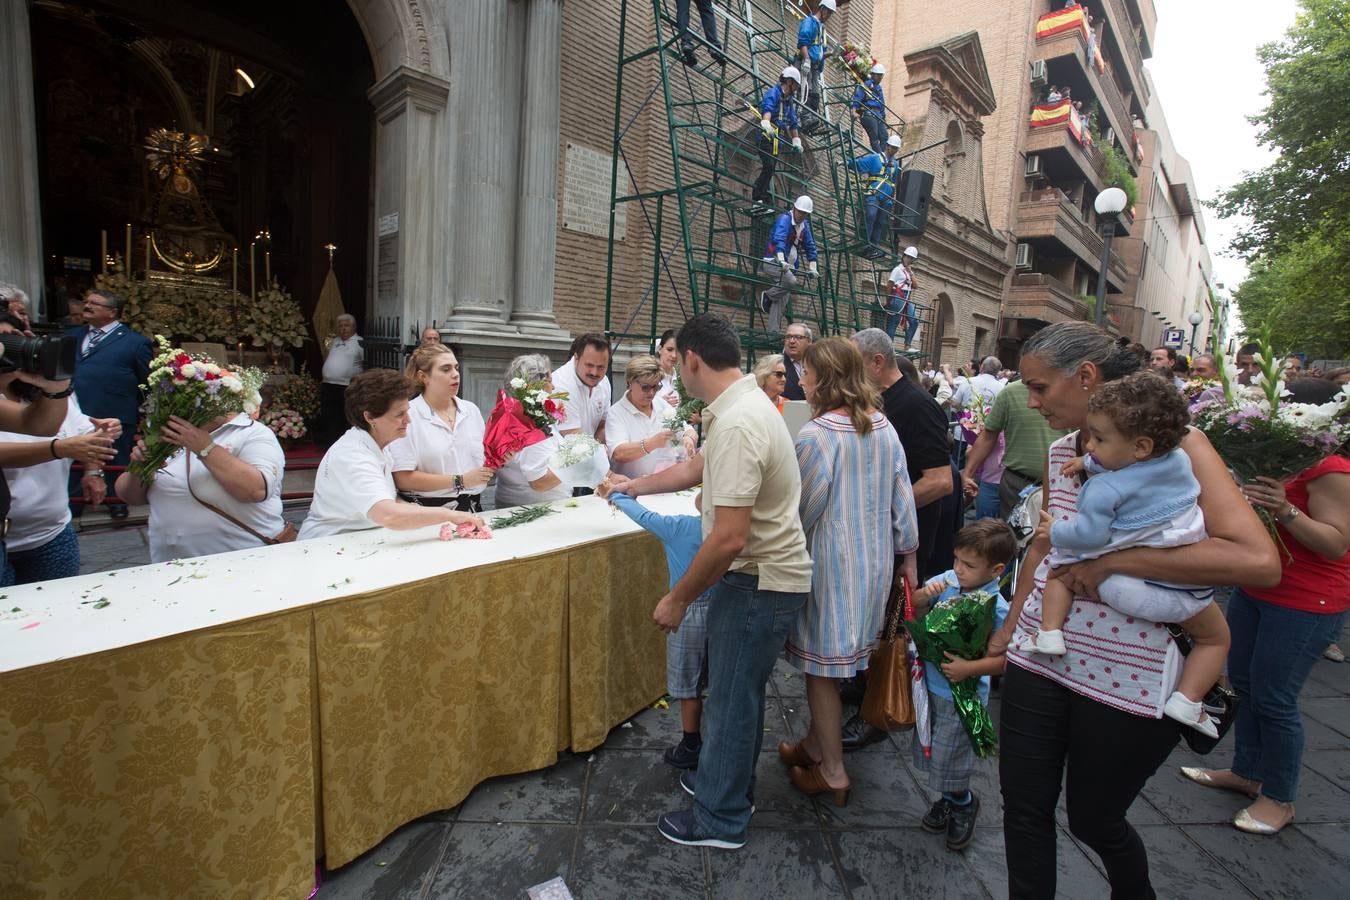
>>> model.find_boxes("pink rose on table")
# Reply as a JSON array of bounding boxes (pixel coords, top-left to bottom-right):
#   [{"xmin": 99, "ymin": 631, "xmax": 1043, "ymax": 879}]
[{"xmin": 439, "ymin": 521, "xmax": 493, "ymax": 541}]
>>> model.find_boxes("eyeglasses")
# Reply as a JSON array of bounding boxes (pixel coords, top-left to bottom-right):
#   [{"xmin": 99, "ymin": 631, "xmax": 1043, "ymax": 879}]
[
  {"xmin": 634, "ymin": 382, "xmax": 662, "ymax": 392},
  {"xmin": 784, "ymin": 334, "xmax": 808, "ymax": 341},
  {"xmin": 83, "ymin": 300, "xmax": 115, "ymax": 310},
  {"xmin": 771, "ymin": 371, "xmax": 787, "ymax": 378}
]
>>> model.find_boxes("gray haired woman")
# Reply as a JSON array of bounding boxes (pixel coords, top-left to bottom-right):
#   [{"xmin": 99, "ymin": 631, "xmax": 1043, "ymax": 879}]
[{"xmin": 490, "ymin": 353, "xmax": 569, "ymax": 508}]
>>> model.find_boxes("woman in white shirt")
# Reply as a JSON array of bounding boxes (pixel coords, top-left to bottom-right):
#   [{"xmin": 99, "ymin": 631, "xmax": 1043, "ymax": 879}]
[
  {"xmin": 116, "ymin": 408, "xmax": 287, "ymax": 564},
  {"xmin": 0, "ymin": 375, "xmax": 119, "ymax": 583},
  {"xmin": 491, "ymin": 354, "xmax": 570, "ymax": 508},
  {"xmin": 605, "ymin": 355, "xmax": 696, "ymax": 479},
  {"xmin": 300, "ymin": 369, "xmax": 485, "ymax": 539},
  {"xmin": 656, "ymin": 328, "xmax": 680, "ymax": 407},
  {"xmin": 387, "ymin": 344, "xmax": 494, "ymax": 513}
]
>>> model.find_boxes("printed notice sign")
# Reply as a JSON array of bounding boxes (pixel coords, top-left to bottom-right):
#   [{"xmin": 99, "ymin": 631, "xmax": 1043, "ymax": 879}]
[{"xmin": 563, "ymin": 142, "xmax": 627, "ymax": 240}]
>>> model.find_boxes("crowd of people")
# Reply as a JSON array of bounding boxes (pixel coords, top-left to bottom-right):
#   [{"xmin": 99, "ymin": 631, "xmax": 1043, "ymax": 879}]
[{"xmin": 2, "ymin": 274, "xmax": 1346, "ymax": 896}]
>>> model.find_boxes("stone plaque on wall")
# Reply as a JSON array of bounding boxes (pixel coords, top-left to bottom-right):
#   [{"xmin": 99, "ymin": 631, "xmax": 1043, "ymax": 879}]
[
  {"xmin": 563, "ymin": 142, "xmax": 627, "ymax": 240},
  {"xmin": 377, "ymin": 233, "xmax": 399, "ymax": 311}
]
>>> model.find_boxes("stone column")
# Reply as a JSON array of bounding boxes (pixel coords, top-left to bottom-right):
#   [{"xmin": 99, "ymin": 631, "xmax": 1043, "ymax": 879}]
[
  {"xmin": 0, "ymin": 0, "xmax": 44, "ymax": 313},
  {"xmin": 448, "ymin": 0, "xmax": 514, "ymax": 327},
  {"xmin": 509, "ymin": 0, "xmax": 566, "ymax": 336},
  {"xmin": 367, "ymin": 66, "xmax": 451, "ymax": 339}
]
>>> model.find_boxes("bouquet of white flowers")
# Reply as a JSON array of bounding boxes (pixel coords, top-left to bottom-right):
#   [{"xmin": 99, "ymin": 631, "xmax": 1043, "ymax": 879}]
[{"xmin": 549, "ymin": 434, "xmax": 610, "ymax": 491}]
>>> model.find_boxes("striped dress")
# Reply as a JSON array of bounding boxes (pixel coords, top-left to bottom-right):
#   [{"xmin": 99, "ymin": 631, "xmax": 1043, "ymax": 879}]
[
  {"xmin": 1007, "ymin": 433, "xmax": 1183, "ymax": 717},
  {"xmin": 785, "ymin": 411, "xmax": 919, "ymax": 678}
]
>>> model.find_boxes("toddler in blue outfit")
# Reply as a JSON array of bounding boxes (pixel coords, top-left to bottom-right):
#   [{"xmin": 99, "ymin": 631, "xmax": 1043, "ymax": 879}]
[
  {"xmin": 1019, "ymin": 371, "xmax": 1229, "ymax": 737},
  {"xmin": 609, "ymin": 491, "xmax": 710, "ymax": 769}
]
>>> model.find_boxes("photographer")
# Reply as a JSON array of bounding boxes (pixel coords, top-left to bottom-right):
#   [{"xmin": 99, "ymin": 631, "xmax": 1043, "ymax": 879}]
[{"xmin": 0, "ymin": 314, "xmax": 81, "ymax": 578}]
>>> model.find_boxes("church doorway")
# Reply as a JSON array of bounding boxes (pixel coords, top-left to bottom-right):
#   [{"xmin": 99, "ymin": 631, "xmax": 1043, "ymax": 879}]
[{"xmin": 30, "ymin": 0, "xmax": 373, "ymax": 357}]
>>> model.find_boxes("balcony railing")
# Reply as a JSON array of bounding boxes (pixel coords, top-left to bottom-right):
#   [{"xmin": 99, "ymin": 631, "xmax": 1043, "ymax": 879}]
[
  {"xmin": 1026, "ymin": 110, "xmax": 1106, "ymax": 189},
  {"xmin": 1016, "ymin": 188, "xmax": 1129, "ymax": 289},
  {"xmin": 1006, "ymin": 273, "xmax": 1089, "ymax": 324},
  {"xmin": 1033, "ymin": 27, "xmax": 1132, "ymax": 145},
  {"xmin": 1100, "ymin": 0, "xmax": 1149, "ymax": 106}
]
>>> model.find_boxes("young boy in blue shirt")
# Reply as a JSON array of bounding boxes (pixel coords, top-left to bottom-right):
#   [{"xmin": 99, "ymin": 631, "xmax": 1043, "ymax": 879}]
[
  {"xmin": 910, "ymin": 518, "xmax": 1016, "ymax": 852},
  {"xmin": 609, "ymin": 491, "xmax": 710, "ymax": 769}
]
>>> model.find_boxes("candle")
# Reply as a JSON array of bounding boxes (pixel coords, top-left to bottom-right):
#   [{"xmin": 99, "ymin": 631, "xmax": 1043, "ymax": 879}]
[
  {"xmin": 232, "ymin": 247, "xmax": 238, "ymax": 294},
  {"xmin": 265, "ymin": 250, "xmax": 271, "ymax": 286},
  {"xmin": 125, "ymin": 224, "xmax": 132, "ymax": 269},
  {"xmin": 249, "ymin": 242, "xmax": 256, "ymax": 300},
  {"xmin": 101, "ymin": 230, "xmax": 108, "ymax": 274},
  {"xmin": 145, "ymin": 231, "xmax": 151, "ymax": 274}
]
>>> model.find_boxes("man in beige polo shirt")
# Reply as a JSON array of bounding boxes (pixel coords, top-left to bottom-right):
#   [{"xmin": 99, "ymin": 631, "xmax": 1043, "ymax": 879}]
[{"xmin": 599, "ymin": 313, "xmax": 810, "ymax": 850}]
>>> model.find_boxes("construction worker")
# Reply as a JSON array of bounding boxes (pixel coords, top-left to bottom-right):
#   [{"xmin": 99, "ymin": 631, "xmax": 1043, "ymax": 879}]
[
  {"xmin": 676, "ymin": 0, "xmax": 725, "ymax": 67},
  {"xmin": 758, "ymin": 195, "xmax": 819, "ymax": 334},
  {"xmin": 752, "ymin": 66, "xmax": 805, "ymax": 206},
  {"xmin": 851, "ymin": 62, "xmax": 888, "ymax": 152},
  {"xmin": 797, "ymin": 0, "xmax": 835, "ymax": 117},
  {"xmin": 885, "ymin": 246, "xmax": 921, "ymax": 347},
  {"xmin": 846, "ymin": 133, "xmax": 902, "ymax": 246}
]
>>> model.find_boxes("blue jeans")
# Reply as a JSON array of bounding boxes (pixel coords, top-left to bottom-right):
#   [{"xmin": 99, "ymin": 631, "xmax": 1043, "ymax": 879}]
[
  {"xmin": 864, "ymin": 195, "xmax": 889, "ymax": 246},
  {"xmin": 975, "ymin": 480, "xmax": 1001, "ymax": 520},
  {"xmin": 883, "ymin": 295, "xmax": 919, "ymax": 345},
  {"xmin": 1227, "ymin": 587, "xmax": 1345, "ymax": 803},
  {"xmin": 3, "ymin": 523, "xmax": 81, "ymax": 585},
  {"xmin": 694, "ymin": 571, "xmax": 806, "ymax": 837}
]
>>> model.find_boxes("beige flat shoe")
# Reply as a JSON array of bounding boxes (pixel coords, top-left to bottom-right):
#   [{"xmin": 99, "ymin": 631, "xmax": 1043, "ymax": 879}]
[
  {"xmin": 1233, "ymin": 800, "xmax": 1294, "ymax": 835},
  {"xmin": 1179, "ymin": 767, "xmax": 1260, "ymax": 799}
]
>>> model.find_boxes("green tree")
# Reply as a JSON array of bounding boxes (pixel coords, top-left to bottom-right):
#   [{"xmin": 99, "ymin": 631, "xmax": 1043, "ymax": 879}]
[{"xmin": 1215, "ymin": 0, "xmax": 1350, "ymax": 355}]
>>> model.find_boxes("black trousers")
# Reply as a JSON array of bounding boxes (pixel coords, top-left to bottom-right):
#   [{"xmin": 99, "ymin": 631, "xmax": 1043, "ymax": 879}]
[
  {"xmin": 999, "ymin": 664, "xmax": 1178, "ymax": 899},
  {"xmin": 753, "ymin": 133, "xmax": 777, "ymax": 202},
  {"xmin": 318, "ymin": 383, "xmax": 347, "ymax": 447}
]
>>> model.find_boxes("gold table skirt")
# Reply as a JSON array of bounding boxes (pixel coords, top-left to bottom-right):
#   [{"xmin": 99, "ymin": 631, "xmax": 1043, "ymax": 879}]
[{"xmin": 1, "ymin": 531, "xmax": 667, "ymax": 897}]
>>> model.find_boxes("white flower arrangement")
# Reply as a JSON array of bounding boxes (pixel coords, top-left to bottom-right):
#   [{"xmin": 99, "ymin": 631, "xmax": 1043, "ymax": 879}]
[
  {"xmin": 549, "ymin": 434, "xmax": 609, "ymax": 490},
  {"xmin": 263, "ymin": 408, "xmax": 308, "ymax": 441}
]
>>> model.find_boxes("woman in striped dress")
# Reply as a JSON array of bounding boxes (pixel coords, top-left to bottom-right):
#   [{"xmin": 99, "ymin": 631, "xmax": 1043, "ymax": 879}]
[
  {"xmin": 780, "ymin": 337, "xmax": 919, "ymax": 805},
  {"xmin": 993, "ymin": 323, "xmax": 1280, "ymax": 898}
]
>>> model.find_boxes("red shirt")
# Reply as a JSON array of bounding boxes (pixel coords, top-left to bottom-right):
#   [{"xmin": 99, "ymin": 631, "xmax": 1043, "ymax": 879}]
[{"xmin": 1244, "ymin": 454, "xmax": 1350, "ymax": 614}]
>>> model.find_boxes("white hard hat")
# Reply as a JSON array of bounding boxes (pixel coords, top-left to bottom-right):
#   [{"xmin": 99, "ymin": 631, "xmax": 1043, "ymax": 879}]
[
  {"xmin": 886, "ymin": 134, "xmax": 903, "ymax": 149},
  {"xmin": 819, "ymin": 0, "xmax": 838, "ymax": 11},
  {"xmin": 794, "ymin": 195, "xmax": 814, "ymax": 214},
  {"xmin": 780, "ymin": 65, "xmax": 802, "ymax": 86},
  {"xmin": 870, "ymin": 63, "xmax": 886, "ymax": 75},
  {"xmin": 904, "ymin": 246, "xmax": 919, "ymax": 259}
]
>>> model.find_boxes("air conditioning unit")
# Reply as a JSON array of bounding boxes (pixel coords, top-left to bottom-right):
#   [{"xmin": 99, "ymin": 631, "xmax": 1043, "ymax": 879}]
[
  {"xmin": 1029, "ymin": 60, "xmax": 1047, "ymax": 86},
  {"xmin": 1104, "ymin": 127, "xmax": 1116, "ymax": 146},
  {"xmin": 1015, "ymin": 242, "xmax": 1035, "ymax": 270},
  {"xmin": 1024, "ymin": 154, "xmax": 1043, "ymax": 177}
]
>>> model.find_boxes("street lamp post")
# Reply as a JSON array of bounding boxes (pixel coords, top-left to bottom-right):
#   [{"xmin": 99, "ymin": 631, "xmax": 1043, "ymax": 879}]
[
  {"xmin": 1188, "ymin": 310, "xmax": 1204, "ymax": 354},
  {"xmin": 1092, "ymin": 187, "xmax": 1128, "ymax": 327}
]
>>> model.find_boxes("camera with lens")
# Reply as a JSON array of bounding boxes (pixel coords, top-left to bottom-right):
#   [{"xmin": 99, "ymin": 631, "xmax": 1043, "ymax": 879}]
[{"xmin": 0, "ymin": 313, "xmax": 78, "ymax": 381}]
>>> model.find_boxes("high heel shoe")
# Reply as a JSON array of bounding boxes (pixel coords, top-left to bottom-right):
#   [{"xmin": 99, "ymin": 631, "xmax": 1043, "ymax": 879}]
[
  {"xmin": 777, "ymin": 741, "xmax": 815, "ymax": 768},
  {"xmin": 1179, "ymin": 767, "xmax": 1260, "ymax": 799},
  {"xmin": 788, "ymin": 765, "xmax": 850, "ymax": 806}
]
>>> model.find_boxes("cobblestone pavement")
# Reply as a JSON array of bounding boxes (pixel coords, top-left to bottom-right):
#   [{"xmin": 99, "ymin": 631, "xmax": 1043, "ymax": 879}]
[{"xmin": 74, "ymin": 526, "xmax": 1348, "ymax": 899}]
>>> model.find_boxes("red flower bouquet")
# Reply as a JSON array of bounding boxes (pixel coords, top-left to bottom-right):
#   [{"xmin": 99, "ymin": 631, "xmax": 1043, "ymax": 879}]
[{"xmin": 482, "ymin": 377, "xmax": 568, "ymax": 468}]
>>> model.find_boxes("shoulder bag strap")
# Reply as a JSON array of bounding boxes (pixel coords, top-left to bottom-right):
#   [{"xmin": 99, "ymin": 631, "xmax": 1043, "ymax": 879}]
[{"xmin": 184, "ymin": 450, "xmax": 278, "ymax": 545}]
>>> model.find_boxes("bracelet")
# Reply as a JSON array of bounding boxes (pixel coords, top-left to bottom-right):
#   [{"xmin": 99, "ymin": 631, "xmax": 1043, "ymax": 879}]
[
  {"xmin": 49, "ymin": 438, "xmax": 60, "ymax": 460},
  {"xmin": 640, "ymin": 438, "xmax": 648, "ymax": 454},
  {"xmin": 453, "ymin": 474, "xmax": 464, "ymax": 492},
  {"xmin": 40, "ymin": 385, "xmax": 75, "ymax": 400},
  {"xmin": 1278, "ymin": 505, "xmax": 1301, "ymax": 524}
]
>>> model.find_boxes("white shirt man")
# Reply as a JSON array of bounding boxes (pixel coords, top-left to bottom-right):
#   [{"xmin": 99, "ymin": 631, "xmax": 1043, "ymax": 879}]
[
  {"xmin": 385, "ymin": 394, "xmax": 487, "ymax": 500},
  {"xmin": 551, "ymin": 337, "xmax": 612, "ymax": 439},
  {"xmin": 322, "ymin": 327, "xmax": 365, "ymax": 386}
]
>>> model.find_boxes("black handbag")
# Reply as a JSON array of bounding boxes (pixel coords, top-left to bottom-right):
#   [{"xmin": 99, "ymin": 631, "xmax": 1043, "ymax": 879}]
[{"xmin": 1165, "ymin": 624, "xmax": 1238, "ymax": 754}]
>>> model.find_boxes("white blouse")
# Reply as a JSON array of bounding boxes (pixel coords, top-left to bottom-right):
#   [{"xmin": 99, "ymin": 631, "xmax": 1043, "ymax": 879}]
[
  {"xmin": 147, "ymin": 415, "xmax": 286, "ymax": 562},
  {"xmin": 605, "ymin": 393, "xmax": 691, "ymax": 479},
  {"xmin": 492, "ymin": 431, "xmax": 570, "ymax": 508},
  {"xmin": 299, "ymin": 427, "xmax": 396, "ymax": 540},
  {"xmin": 0, "ymin": 397, "xmax": 93, "ymax": 552},
  {"xmin": 385, "ymin": 394, "xmax": 486, "ymax": 498}
]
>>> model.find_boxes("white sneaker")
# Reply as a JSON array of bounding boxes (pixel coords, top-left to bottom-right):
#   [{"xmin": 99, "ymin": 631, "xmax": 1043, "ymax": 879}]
[
  {"xmin": 1164, "ymin": 691, "xmax": 1219, "ymax": 739},
  {"xmin": 1019, "ymin": 628, "xmax": 1067, "ymax": 655}
]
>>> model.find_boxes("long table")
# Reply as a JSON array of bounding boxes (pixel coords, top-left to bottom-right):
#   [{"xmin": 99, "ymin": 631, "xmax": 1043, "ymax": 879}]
[{"xmin": 0, "ymin": 494, "xmax": 684, "ymax": 898}]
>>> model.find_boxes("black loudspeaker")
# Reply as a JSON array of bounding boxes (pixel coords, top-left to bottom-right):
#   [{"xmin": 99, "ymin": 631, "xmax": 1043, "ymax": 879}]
[{"xmin": 893, "ymin": 170, "xmax": 934, "ymax": 235}]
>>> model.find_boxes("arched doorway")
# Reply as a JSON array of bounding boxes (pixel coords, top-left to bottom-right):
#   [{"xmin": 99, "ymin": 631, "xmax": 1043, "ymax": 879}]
[
  {"xmin": 928, "ymin": 292, "xmax": 958, "ymax": 366},
  {"xmin": 30, "ymin": 0, "xmax": 374, "ymax": 350}
]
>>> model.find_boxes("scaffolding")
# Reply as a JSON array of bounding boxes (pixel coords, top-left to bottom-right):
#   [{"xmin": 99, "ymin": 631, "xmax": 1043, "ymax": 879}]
[{"xmin": 603, "ymin": 0, "xmax": 938, "ymax": 358}]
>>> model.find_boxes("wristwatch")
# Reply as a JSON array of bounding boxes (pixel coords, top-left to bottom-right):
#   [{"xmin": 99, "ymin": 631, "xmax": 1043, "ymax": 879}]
[
  {"xmin": 453, "ymin": 474, "xmax": 464, "ymax": 492},
  {"xmin": 1278, "ymin": 506, "xmax": 1301, "ymax": 524},
  {"xmin": 195, "ymin": 440, "xmax": 219, "ymax": 461}
]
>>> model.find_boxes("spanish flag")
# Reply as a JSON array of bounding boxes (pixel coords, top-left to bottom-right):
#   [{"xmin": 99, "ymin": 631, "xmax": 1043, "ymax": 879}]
[
  {"xmin": 1035, "ymin": 4, "xmax": 1090, "ymax": 42},
  {"xmin": 1030, "ymin": 100, "xmax": 1072, "ymax": 128}
]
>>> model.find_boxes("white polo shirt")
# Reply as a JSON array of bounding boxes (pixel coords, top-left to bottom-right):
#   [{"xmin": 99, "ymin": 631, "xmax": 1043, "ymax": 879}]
[
  {"xmin": 385, "ymin": 394, "xmax": 486, "ymax": 499},
  {"xmin": 322, "ymin": 335, "xmax": 365, "ymax": 386},
  {"xmin": 492, "ymin": 431, "xmax": 570, "ymax": 508},
  {"xmin": 551, "ymin": 360, "xmax": 611, "ymax": 436},
  {"xmin": 604, "ymin": 393, "xmax": 688, "ymax": 479},
  {"xmin": 299, "ymin": 427, "xmax": 396, "ymax": 539},
  {"xmin": 1, "ymin": 397, "xmax": 94, "ymax": 552},
  {"xmin": 146, "ymin": 415, "xmax": 286, "ymax": 563}
]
